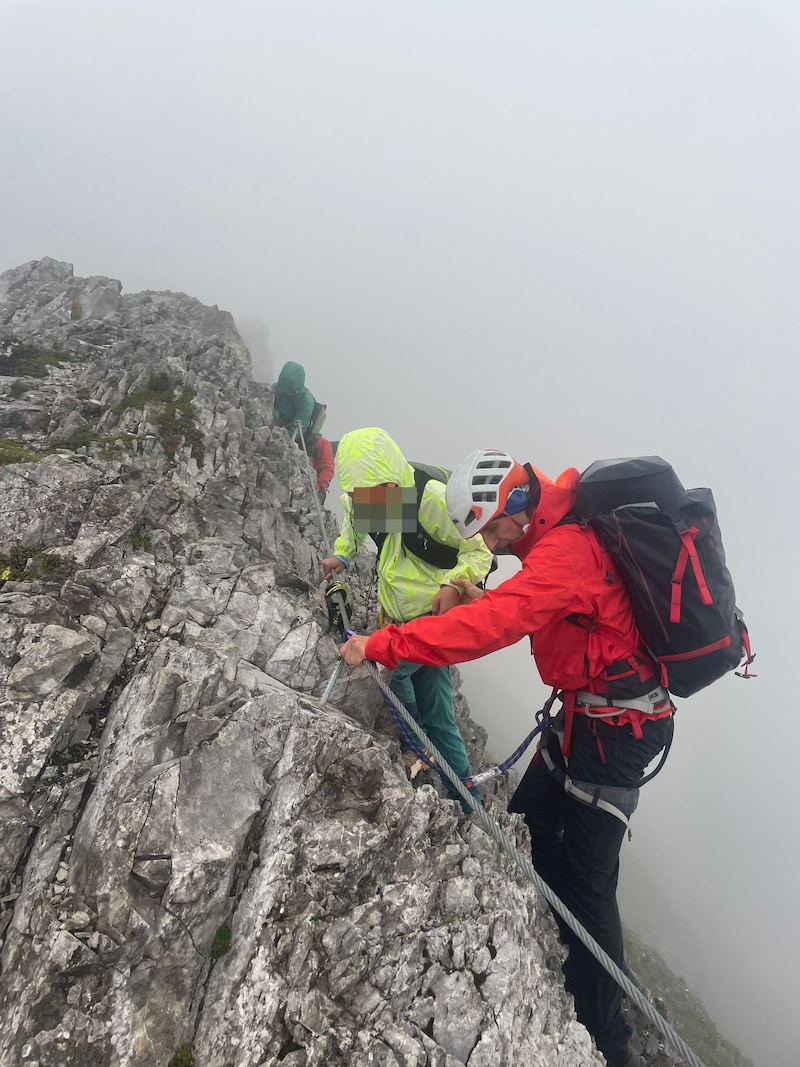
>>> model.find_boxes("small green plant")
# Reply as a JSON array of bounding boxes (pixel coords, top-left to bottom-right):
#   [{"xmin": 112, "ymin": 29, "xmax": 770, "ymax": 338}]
[
  {"xmin": 159, "ymin": 387, "xmax": 204, "ymax": 465},
  {"xmin": 131, "ymin": 529, "xmax": 152, "ymax": 551},
  {"xmin": 70, "ymin": 296, "xmax": 83, "ymax": 321},
  {"xmin": 0, "ymin": 544, "xmax": 31, "ymax": 584},
  {"xmin": 61, "ymin": 427, "xmax": 99, "ymax": 451},
  {"xmin": 210, "ymin": 924, "xmax": 232, "ymax": 959},
  {"xmin": 32, "ymin": 551, "xmax": 73, "ymax": 582},
  {"xmin": 114, "ymin": 374, "xmax": 204, "ymax": 465},
  {"xmin": 99, "ymin": 433, "xmax": 137, "ymax": 460},
  {"xmin": 9, "ymin": 379, "xmax": 30, "ymax": 399},
  {"xmin": 0, "ymin": 544, "xmax": 74, "ymax": 586},
  {"xmin": 1, "ymin": 344, "xmax": 65, "ymax": 378},
  {"xmin": 167, "ymin": 1044, "xmax": 194, "ymax": 1067},
  {"xmin": 0, "ymin": 437, "xmax": 38, "ymax": 465},
  {"xmin": 115, "ymin": 372, "xmax": 175, "ymax": 415}
]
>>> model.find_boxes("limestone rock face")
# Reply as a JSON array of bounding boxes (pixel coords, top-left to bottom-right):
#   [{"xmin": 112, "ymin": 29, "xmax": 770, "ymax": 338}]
[{"xmin": 0, "ymin": 259, "xmax": 603, "ymax": 1067}]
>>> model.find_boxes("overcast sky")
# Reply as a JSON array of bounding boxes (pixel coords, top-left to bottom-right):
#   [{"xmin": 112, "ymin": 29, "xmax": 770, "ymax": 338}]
[{"xmin": 2, "ymin": 2, "xmax": 798, "ymax": 1063}]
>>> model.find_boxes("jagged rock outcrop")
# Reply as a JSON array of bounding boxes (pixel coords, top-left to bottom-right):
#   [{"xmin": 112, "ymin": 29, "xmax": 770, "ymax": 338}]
[{"xmin": 0, "ymin": 259, "xmax": 606, "ymax": 1066}]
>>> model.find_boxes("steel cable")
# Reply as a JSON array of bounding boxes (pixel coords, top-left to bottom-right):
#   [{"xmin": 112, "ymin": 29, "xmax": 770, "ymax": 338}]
[{"xmin": 293, "ymin": 422, "xmax": 705, "ymax": 1066}]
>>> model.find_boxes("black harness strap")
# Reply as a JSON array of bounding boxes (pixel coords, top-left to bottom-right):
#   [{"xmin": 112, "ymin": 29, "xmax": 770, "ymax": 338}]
[{"xmin": 370, "ymin": 467, "xmax": 460, "ymax": 570}]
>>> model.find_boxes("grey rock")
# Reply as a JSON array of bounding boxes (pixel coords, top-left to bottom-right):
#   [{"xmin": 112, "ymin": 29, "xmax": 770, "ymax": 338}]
[{"xmin": 0, "ymin": 258, "xmax": 606, "ymax": 1067}]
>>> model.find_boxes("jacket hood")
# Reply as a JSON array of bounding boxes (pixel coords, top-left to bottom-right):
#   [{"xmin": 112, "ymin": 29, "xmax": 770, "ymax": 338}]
[
  {"xmin": 512, "ymin": 466, "xmax": 580, "ymax": 558},
  {"xmin": 335, "ymin": 428, "xmax": 415, "ymax": 492},
  {"xmin": 276, "ymin": 361, "xmax": 305, "ymax": 393}
]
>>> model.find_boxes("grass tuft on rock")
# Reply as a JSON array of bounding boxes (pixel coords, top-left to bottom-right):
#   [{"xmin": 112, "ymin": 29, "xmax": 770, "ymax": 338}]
[
  {"xmin": 1, "ymin": 343, "xmax": 67, "ymax": 378},
  {"xmin": 0, "ymin": 437, "xmax": 38, "ymax": 465},
  {"xmin": 116, "ymin": 373, "xmax": 204, "ymax": 465}
]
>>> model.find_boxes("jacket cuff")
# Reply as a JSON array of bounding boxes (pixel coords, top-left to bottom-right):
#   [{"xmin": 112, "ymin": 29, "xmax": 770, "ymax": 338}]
[{"xmin": 365, "ymin": 628, "xmax": 400, "ymax": 669}]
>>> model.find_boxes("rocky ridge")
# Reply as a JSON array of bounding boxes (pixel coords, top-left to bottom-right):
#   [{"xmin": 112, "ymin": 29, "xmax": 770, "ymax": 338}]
[{"xmin": 0, "ymin": 258, "xmax": 603, "ymax": 1067}]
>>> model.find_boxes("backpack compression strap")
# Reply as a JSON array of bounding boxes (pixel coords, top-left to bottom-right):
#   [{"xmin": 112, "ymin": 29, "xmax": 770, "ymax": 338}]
[{"xmin": 671, "ymin": 524, "xmax": 713, "ymax": 624}]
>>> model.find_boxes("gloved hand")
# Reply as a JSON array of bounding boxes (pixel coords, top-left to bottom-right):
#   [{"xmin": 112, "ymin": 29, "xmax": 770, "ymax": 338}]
[{"xmin": 317, "ymin": 490, "xmax": 327, "ymax": 505}]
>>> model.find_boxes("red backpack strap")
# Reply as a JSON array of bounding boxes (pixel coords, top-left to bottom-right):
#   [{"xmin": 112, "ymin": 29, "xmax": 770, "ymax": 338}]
[
  {"xmin": 566, "ymin": 614, "xmax": 665, "ymax": 689},
  {"xmin": 671, "ymin": 526, "xmax": 713, "ymax": 624},
  {"xmin": 561, "ymin": 689, "xmax": 576, "ymax": 759}
]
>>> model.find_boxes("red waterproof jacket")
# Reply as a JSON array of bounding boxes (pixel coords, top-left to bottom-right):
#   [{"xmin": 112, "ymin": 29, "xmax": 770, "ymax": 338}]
[
  {"xmin": 311, "ymin": 436, "xmax": 335, "ymax": 494},
  {"xmin": 365, "ymin": 466, "xmax": 662, "ymax": 714}
]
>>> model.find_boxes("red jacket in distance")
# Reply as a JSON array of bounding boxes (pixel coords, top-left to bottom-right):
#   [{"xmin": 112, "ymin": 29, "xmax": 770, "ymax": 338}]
[
  {"xmin": 365, "ymin": 465, "xmax": 661, "ymax": 711},
  {"xmin": 311, "ymin": 436, "xmax": 335, "ymax": 494}
]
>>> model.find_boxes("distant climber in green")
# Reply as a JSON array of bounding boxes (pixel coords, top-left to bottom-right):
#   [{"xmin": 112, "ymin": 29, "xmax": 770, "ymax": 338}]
[{"xmin": 272, "ymin": 361, "xmax": 317, "ymax": 438}]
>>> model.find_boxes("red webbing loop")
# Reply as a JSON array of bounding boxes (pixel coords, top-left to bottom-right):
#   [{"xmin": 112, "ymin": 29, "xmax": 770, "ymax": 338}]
[{"xmin": 736, "ymin": 626, "xmax": 758, "ymax": 679}]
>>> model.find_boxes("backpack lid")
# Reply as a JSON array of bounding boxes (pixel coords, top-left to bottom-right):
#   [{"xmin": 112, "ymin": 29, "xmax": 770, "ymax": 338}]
[{"xmin": 575, "ymin": 456, "xmax": 686, "ymax": 521}]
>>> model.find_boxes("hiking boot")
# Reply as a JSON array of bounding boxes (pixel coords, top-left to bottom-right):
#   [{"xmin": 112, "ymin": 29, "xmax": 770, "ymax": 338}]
[{"xmin": 401, "ymin": 749, "xmax": 429, "ymax": 779}]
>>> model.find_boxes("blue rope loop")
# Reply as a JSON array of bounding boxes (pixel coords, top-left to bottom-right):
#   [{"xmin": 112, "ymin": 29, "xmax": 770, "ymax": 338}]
[
  {"xmin": 380, "ymin": 684, "xmax": 560, "ymax": 790},
  {"xmin": 465, "ymin": 691, "xmax": 558, "ymax": 787}
]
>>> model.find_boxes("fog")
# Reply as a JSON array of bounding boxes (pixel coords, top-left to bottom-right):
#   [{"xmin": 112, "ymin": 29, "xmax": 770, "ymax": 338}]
[{"xmin": 1, "ymin": 1, "xmax": 798, "ymax": 1063}]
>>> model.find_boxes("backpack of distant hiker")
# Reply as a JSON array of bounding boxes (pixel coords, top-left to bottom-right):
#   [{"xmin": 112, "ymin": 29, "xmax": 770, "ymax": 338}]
[
  {"xmin": 572, "ymin": 456, "xmax": 754, "ymax": 699},
  {"xmin": 308, "ymin": 401, "xmax": 327, "ymax": 438},
  {"xmin": 370, "ymin": 462, "xmax": 460, "ymax": 569}
]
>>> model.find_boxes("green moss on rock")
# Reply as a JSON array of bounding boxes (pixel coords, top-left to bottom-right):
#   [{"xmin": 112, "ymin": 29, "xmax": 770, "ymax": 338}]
[
  {"xmin": 1, "ymin": 344, "xmax": 66, "ymax": 378},
  {"xmin": 210, "ymin": 924, "xmax": 232, "ymax": 959},
  {"xmin": 168, "ymin": 1043, "xmax": 194, "ymax": 1067},
  {"xmin": 0, "ymin": 544, "xmax": 73, "ymax": 586},
  {"xmin": 0, "ymin": 437, "xmax": 38, "ymax": 465}
]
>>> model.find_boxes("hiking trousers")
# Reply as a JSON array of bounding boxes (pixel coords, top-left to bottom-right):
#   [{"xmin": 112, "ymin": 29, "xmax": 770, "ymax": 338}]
[
  {"xmin": 389, "ymin": 661, "xmax": 474, "ymax": 809},
  {"xmin": 509, "ymin": 712, "xmax": 673, "ymax": 1063}
]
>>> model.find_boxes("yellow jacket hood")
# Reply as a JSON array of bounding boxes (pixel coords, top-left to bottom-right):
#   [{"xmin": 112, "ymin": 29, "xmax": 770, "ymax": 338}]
[{"xmin": 335, "ymin": 428, "xmax": 415, "ymax": 492}]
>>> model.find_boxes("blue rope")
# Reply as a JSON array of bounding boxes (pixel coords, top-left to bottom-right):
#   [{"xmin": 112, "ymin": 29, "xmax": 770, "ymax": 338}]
[{"xmin": 382, "ymin": 687, "xmax": 558, "ymax": 790}]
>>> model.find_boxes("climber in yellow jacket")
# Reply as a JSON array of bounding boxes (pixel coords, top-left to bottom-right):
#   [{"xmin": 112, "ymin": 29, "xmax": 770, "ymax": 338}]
[{"xmin": 322, "ymin": 428, "xmax": 493, "ymax": 808}]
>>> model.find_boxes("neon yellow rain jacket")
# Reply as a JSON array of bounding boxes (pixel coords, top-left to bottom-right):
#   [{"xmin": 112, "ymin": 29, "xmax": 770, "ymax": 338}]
[{"xmin": 333, "ymin": 428, "xmax": 493, "ymax": 623}]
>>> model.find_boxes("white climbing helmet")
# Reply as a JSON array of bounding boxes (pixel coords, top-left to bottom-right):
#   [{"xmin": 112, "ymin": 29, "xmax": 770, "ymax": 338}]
[{"xmin": 445, "ymin": 449, "xmax": 532, "ymax": 539}]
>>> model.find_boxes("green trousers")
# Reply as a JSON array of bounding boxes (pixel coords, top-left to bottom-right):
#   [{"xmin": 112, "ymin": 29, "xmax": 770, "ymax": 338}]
[{"xmin": 389, "ymin": 661, "xmax": 478, "ymax": 811}]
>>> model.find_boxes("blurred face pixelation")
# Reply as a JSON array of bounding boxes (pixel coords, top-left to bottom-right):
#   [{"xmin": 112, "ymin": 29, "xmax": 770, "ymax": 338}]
[{"xmin": 350, "ymin": 485, "xmax": 417, "ymax": 533}]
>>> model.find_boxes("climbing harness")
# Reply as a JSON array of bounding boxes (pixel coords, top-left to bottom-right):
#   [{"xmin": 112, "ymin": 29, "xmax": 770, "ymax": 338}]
[{"xmin": 529, "ymin": 687, "xmax": 676, "ymax": 829}]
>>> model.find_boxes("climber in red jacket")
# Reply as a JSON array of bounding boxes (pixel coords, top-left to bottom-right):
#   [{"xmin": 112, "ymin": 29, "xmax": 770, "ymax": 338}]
[
  {"xmin": 339, "ymin": 449, "xmax": 674, "ymax": 1067},
  {"xmin": 308, "ymin": 434, "xmax": 335, "ymax": 504}
]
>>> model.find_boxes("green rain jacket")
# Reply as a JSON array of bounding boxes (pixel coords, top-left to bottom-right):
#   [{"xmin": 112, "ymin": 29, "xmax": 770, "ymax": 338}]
[
  {"xmin": 272, "ymin": 361, "xmax": 316, "ymax": 435},
  {"xmin": 333, "ymin": 427, "xmax": 493, "ymax": 623}
]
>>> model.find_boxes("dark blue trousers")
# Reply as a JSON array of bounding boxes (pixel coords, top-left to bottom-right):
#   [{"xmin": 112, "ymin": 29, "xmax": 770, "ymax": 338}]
[{"xmin": 509, "ymin": 712, "xmax": 673, "ymax": 1062}]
